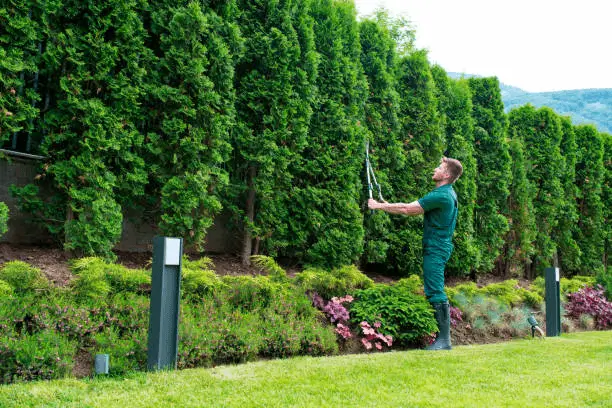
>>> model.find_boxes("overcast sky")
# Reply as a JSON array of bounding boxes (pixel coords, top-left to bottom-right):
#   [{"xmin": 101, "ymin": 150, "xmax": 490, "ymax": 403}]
[{"xmin": 354, "ymin": 0, "xmax": 612, "ymax": 92}]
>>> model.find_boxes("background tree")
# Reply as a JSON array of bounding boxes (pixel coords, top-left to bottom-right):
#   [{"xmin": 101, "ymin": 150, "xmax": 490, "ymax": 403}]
[
  {"xmin": 0, "ymin": 0, "xmax": 40, "ymax": 151},
  {"xmin": 140, "ymin": 1, "xmax": 240, "ymax": 250},
  {"xmin": 11, "ymin": 0, "xmax": 150, "ymax": 259},
  {"xmin": 502, "ymin": 135, "xmax": 536, "ymax": 276},
  {"xmin": 468, "ymin": 77, "xmax": 511, "ymax": 275},
  {"xmin": 288, "ymin": 0, "xmax": 366, "ymax": 267},
  {"xmin": 555, "ymin": 116, "xmax": 582, "ymax": 274},
  {"xmin": 358, "ymin": 12, "xmax": 403, "ymax": 267},
  {"xmin": 230, "ymin": 0, "xmax": 317, "ymax": 265},
  {"xmin": 603, "ymin": 133, "xmax": 611, "ymax": 272},
  {"xmin": 573, "ymin": 125, "xmax": 605, "ymax": 274},
  {"xmin": 508, "ymin": 106, "xmax": 564, "ymax": 276}
]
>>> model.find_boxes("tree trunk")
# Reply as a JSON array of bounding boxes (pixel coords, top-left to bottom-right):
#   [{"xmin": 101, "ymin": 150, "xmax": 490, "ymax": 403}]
[{"xmin": 241, "ymin": 166, "xmax": 256, "ymax": 266}]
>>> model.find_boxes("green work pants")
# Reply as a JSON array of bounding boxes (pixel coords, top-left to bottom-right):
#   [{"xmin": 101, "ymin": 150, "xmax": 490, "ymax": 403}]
[{"xmin": 423, "ymin": 249, "xmax": 451, "ymax": 303}]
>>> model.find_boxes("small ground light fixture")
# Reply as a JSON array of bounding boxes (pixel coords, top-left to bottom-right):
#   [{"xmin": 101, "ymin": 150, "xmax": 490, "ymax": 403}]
[{"xmin": 527, "ymin": 314, "xmax": 545, "ymax": 338}]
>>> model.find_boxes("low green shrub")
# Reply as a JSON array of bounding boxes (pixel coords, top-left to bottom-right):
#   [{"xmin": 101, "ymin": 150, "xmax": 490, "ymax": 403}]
[
  {"xmin": 0, "ymin": 261, "xmax": 49, "ymax": 294},
  {"xmin": 221, "ymin": 275, "xmax": 288, "ymax": 311},
  {"xmin": 70, "ymin": 266, "xmax": 111, "ymax": 302},
  {"xmin": 182, "ymin": 257, "xmax": 226, "ymax": 298},
  {"xmin": 92, "ymin": 326, "xmax": 147, "ymax": 375},
  {"xmin": 0, "ymin": 331, "xmax": 76, "ymax": 384},
  {"xmin": 448, "ymin": 280, "xmax": 543, "ymax": 309},
  {"xmin": 250, "ymin": 255, "xmax": 288, "ymax": 282},
  {"xmin": 0, "ymin": 280, "xmax": 13, "ymax": 297},
  {"xmin": 351, "ymin": 280, "xmax": 437, "ymax": 347},
  {"xmin": 71, "ymin": 257, "xmax": 150, "ymax": 297},
  {"xmin": 295, "ymin": 265, "xmax": 373, "ymax": 299}
]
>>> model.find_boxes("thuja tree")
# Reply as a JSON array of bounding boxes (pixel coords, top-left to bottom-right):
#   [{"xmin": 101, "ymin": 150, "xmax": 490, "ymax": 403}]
[
  {"xmin": 11, "ymin": 0, "xmax": 149, "ymax": 259},
  {"xmin": 0, "ymin": 1, "xmax": 40, "ymax": 151},
  {"xmin": 603, "ymin": 133, "xmax": 611, "ymax": 271},
  {"xmin": 431, "ymin": 66, "xmax": 479, "ymax": 276},
  {"xmin": 231, "ymin": 0, "xmax": 317, "ymax": 265},
  {"xmin": 502, "ymin": 135, "xmax": 536, "ymax": 277},
  {"xmin": 0, "ymin": 203, "xmax": 7, "ymax": 237},
  {"xmin": 555, "ymin": 117, "xmax": 581, "ymax": 273},
  {"xmin": 358, "ymin": 13, "xmax": 403, "ymax": 266},
  {"xmin": 468, "ymin": 77, "xmax": 511, "ymax": 275},
  {"xmin": 140, "ymin": 1, "xmax": 240, "ymax": 250},
  {"xmin": 574, "ymin": 125, "xmax": 605, "ymax": 274},
  {"xmin": 287, "ymin": 0, "xmax": 366, "ymax": 267},
  {"xmin": 509, "ymin": 106, "xmax": 564, "ymax": 276},
  {"xmin": 386, "ymin": 50, "xmax": 444, "ymax": 275}
]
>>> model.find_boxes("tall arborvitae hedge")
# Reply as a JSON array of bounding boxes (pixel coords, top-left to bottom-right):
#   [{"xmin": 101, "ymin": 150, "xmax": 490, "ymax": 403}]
[
  {"xmin": 0, "ymin": 1, "xmax": 40, "ymax": 150},
  {"xmin": 358, "ymin": 13, "xmax": 403, "ymax": 266},
  {"xmin": 231, "ymin": 0, "xmax": 317, "ymax": 264},
  {"xmin": 556, "ymin": 116, "xmax": 581, "ymax": 273},
  {"xmin": 431, "ymin": 66, "xmax": 479, "ymax": 276},
  {"xmin": 602, "ymin": 133, "xmax": 611, "ymax": 272},
  {"xmin": 140, "ymin": 0, "xmax": 240, "ymax": 250},
  {"xmin": 2, "ymin": 0, "xmax": 609, "ymax": 277},
  {"xmin": 503, "ymin": 135, "xmax": 536, "ymax": 276},
  {"xmin": 11, "ymin": 0, "xmax": 150, "ymax": 258},
  {"xmin": 574, "ymin": 125, "xmax": 605, "ymax": 274},
  {"xmin": 468, "ymin": 77, "xmax": 511, "ymax": 274},
  {"xmin": 290, "ymin": 0, "xmax": 366, "ymax": 267},
  {"xmin": 508, "ymin": 106, "xmax": 564, "ymax": 276}
]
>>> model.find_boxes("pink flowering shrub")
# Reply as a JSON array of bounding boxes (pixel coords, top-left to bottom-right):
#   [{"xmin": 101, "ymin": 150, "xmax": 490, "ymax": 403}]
[
  {"xmin": 311, "ymin": 293, "xmax": 354, "ymax": 339},
  {"xmin": 359, "ymin": 321, "xmax": 392, "ymax": 351},
  {"xmin": 450, "ymin": 306, "xmax": 463, "ymax": 328},
  {"xmin": 565, "ymin": 285, "xmax": 612, "ymax": 329}
]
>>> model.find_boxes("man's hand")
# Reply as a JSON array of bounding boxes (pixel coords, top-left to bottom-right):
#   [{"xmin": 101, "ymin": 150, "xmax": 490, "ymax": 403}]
[{"xmin": 368, "ymin": 199, "xmax": 386, "ymax": 210}]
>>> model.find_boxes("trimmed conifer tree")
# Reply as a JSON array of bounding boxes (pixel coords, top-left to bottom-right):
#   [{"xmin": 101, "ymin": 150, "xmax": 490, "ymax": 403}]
[
  {"xmin": 286, "ymin": 0, "xmax": 366, "ymax": 267},
  {"xmin": 358, "ymin": 13, "xmax": 403, "ymax": 266},
  {"xmin": 502, "ymin": 135, "xmax": 536, "ymax": 276},
  {"xmin": 9, "ymin": 0, "xmax": 150, "ymax": 259},
  {"xmin": 555, "ymin": 116, "xmax": 582, "ymax": 273},
  {"xmin": 431, "ymin": 66, "xmax": 480, "ymax": 276},
  {"xmin": 603, "ymin": 133, "xmax": 611, "ymax": 272},
  {"xmin": 574, "ymin": 125, "xmax": 605, "ymax": 274},
  {"xmin": 140, "ymin": 1, "xmax": 240, "ymax": 250},
  {"xmin": 508, "ymin": 106, "xmax": 564, "ymax": 276},
  {"xmin": 231, "ymin": 0, "xmax": 317, "ymax": 265},
  {"xmin": 0, "ymin": 1, "xmax": 40, "ymax": 151},
  {"xmin": 468, "ymin": 77, "xmax": 511, "ymax": 274}
]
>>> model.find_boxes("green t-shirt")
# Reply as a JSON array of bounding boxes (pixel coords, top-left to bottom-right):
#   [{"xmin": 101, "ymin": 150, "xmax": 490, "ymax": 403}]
[{"xmin": 417, "ymin": 184, "xmax": 458, "ymax": 254}]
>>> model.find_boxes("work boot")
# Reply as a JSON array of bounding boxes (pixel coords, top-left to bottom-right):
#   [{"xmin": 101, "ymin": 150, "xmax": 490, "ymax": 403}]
[{"xmin": 426, "ymin": 302, "xmax": 452, "ymax": 351}]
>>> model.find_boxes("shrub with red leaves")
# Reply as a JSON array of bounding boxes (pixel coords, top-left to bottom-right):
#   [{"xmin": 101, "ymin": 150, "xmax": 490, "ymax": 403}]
[{"xmin": 565, "ymin": 285, "xmax": 612, "ymax": 329}]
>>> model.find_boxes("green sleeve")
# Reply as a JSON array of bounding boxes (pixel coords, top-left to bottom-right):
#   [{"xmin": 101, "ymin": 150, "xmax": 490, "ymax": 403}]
[{"xmin": 418, "ymin": 190, "xmax": 443, "ymax": 212}]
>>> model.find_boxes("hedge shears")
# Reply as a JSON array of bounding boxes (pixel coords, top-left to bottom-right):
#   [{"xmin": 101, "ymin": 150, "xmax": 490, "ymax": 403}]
[{"xmin": 365, "ymin": 140, "xmax": 384, "ymax": 203}]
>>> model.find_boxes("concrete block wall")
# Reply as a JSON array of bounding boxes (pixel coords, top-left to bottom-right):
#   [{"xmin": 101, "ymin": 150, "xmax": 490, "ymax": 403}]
[
  {"xmin": 0, "ymin": 156, "xmax": 50, "ymax": 244},
  {"xmin": 1, "ymin": 156, "xmax": 238, "ymax": 254}
]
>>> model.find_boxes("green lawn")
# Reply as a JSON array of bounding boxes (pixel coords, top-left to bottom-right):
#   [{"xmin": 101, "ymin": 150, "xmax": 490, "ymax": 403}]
[{"xmin": 1, "ymin": 331, "xmax": 610, "ymax": 408}]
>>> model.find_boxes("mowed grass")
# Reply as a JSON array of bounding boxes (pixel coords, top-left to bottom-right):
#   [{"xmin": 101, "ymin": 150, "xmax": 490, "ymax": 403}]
[{"xmin": 1, "ymin": 331, "xmax": 610, "ymax": 408}]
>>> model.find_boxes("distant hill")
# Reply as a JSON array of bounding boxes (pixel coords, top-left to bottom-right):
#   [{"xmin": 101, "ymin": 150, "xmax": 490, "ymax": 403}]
[{"xmin": 448, "ymin": 72, "xmax": 612, "ymax": 134}]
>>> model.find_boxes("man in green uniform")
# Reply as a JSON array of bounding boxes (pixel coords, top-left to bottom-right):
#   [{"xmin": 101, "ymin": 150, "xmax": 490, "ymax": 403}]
[{"xmin": 368, "ymin": 157, "xmax": 463, "ymax": 350}]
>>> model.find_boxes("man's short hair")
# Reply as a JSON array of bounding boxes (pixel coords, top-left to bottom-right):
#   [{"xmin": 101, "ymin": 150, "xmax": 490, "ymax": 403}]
[{"xmin": 443, "ymin": 157, "xmax": 463, "ymax": 183}]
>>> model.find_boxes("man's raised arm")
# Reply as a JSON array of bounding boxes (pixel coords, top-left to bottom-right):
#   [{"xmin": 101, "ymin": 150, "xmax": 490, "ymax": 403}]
[{"xmin": 368, "ymin": 198, "xmax": 424, "ymax": 216}]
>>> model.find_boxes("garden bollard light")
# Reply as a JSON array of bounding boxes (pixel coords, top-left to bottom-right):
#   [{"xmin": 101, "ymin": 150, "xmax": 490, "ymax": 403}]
[
  {"xmin": 545, "ymin": 267, "xmax": 561, "ymax": 336},
  {"xmin": 147, "ymin": 236, "xmax": 183, "ymax": 371}
]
